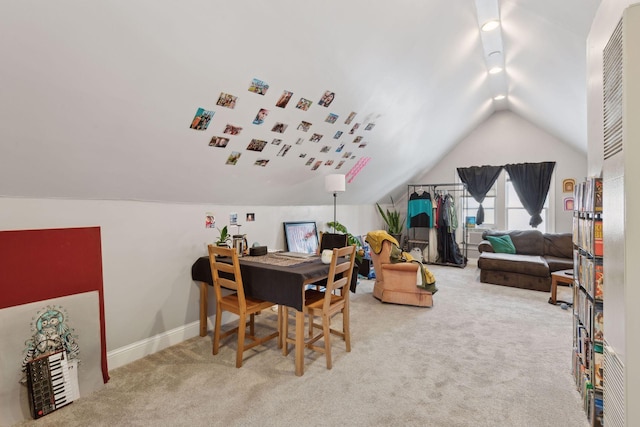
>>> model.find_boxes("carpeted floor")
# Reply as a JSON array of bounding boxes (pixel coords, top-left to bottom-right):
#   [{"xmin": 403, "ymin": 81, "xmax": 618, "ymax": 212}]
[{"xmin": 14, "ymin": 260, "xmax": 586, "ymax": 427}]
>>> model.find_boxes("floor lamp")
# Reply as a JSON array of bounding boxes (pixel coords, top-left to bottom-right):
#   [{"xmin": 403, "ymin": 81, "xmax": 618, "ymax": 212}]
[{"xmin": 325, "ymin": 174, "xmax": 346, "ymax": 232}]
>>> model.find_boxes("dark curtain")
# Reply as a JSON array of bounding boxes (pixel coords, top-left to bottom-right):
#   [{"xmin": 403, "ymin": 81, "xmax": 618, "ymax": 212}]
[
  {"xmin": 504, "ymin": 161, "xmax": 556, "ymax": 228},
  {"xmin": 456, "ymin": 165, "xmax": 503, "ymax": 225}
]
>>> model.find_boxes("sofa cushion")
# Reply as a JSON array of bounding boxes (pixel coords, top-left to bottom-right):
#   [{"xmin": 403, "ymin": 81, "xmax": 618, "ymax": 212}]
[
  {"xmin": 482, "ymin": 229, "xmax": 544, "ymax": 256},
  {"xmin": 545, "ymin": 256, "xmax": 574, "ymax": 273},
  {"xmin": 543, "ymin": 233, "xmax": 573, "ymax": 258},
  {"xmin": 486, "ymin": 235, "xmax": 516, "ymax": 254},
  {"xmin": 478, "ymin": 252, "xmax": 549, "ymax": 278}
]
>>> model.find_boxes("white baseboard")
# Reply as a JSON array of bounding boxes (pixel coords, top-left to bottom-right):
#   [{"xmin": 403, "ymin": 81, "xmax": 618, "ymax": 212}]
[{"xmin": 106, "ymin": 320, "xmax": 204, "ymax": 370}]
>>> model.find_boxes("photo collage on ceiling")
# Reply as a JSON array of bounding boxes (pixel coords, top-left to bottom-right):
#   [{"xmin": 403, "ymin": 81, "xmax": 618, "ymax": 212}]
[{"xmin": 188, "ymin": 77, "xmax": 378, "ymax": 169}]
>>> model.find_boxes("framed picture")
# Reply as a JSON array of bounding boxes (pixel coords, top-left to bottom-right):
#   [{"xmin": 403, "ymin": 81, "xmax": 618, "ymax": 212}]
[
  {"xmin": 564, "ymin": 197, "xmax": 574, "ymax": 211},
  {"xmin": 562, "ymin": 178, "xmax": 575, "ymax": 193}
]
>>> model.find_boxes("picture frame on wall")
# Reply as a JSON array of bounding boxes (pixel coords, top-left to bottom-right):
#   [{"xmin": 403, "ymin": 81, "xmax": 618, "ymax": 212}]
[
  {"xmin": 562, "ymin": 178, "xmax": 576, "ymax": 193},
  {"xmin": 564, "ymin": 197, "xmax": 574, "ymax": 211}
]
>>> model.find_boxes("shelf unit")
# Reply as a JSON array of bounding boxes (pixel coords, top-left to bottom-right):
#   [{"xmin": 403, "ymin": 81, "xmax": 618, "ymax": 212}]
[
  {"xmin": 406, "ymin": 183, "xmax": 467, "ymax": 267},
  {"xmin": 572, "ymin": 177, "xmax": 603, "ymax": 427}
]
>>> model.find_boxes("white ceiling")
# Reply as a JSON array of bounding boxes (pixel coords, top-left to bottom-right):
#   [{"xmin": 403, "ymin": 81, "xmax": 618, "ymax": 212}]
[{"xmin": 0, "ymin": 0, "xmax": 601, "ymax": 206}]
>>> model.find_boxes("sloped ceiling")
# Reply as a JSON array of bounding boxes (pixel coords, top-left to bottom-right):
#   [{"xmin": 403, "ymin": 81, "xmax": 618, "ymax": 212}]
[{"xmin": 0, "ymin": 0, "xmax": 600, "ymax": 206}]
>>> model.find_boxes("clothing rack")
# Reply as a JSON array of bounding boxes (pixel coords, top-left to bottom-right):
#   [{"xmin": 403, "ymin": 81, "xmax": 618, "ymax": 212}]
[{"xmin": 406, "ymin": 183, "xmax": 468, "ymax": 267}]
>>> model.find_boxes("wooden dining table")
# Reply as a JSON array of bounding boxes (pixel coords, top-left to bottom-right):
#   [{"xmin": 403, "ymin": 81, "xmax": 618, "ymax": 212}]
[{"xmin": 191, "ymin": 254, "xmax": 333, "ymax": 376}]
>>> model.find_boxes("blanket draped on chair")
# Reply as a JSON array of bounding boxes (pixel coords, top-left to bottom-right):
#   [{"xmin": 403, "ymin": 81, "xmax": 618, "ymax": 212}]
[{"xmin": 366, "ymin": 230, "xmax": 437, "ymax": 293}]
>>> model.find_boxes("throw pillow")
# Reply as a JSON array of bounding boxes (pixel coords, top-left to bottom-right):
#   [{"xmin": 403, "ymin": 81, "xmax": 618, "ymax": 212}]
[{"xmin": 486, "ymin": 235, "xmax": 516, "ymax": 254}]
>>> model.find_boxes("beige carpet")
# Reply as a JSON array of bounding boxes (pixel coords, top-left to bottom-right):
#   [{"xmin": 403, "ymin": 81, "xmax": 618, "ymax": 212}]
[{"xmin": 14, "ymin": 260, "xmax": 587, "ymax": 427}]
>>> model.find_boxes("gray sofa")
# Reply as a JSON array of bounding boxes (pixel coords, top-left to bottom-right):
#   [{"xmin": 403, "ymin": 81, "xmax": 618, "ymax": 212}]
[{"xmin": 477, "ymin": 229, "xmax": 573, "ymax": 292}]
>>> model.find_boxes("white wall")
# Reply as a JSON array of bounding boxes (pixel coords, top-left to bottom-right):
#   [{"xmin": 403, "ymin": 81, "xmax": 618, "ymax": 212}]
[
  {"xmin": 0, "ymin": 197, "xmax": 379, "ymax": 367},
  {"xmin": 403, "ymin": 110, "xmax": 587, "ymax": 233}
]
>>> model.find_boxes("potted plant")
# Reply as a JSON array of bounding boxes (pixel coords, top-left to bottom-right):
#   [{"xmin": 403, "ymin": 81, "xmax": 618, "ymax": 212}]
[
  {"xmin": 215, "ymin": 225, "xmax": 231, "ymax": 247},
  {"xmin": 376, "ymin": 197, "xmax": 405, "ymax": 244}
]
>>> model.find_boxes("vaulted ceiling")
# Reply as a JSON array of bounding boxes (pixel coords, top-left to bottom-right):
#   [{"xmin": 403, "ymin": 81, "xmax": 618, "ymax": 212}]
[{"xmin": 0, "ymin": 0, "xmax": 601, "ymax": 206}]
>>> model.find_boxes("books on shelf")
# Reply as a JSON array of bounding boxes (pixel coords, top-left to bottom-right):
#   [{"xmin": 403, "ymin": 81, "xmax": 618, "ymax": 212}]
[
  {"xmin": 593, "ymin": 303, "xmax": 603, "ymax": 342},
  {"xmin": 572, "ymin": 176, "xmax": 604, "ymax": 426},
  {"xmin": 574, "ymin": 177, "xmax": 603, "ymax": 213},
  {"xmin": 594, "ymin": 260, "xmax": 603, "ymax": 300},
  {"xmin": 593, "ymin": 346, "xmax": 604, "ymax": 390},
  {"xmin": 594, "ymin": 218, "xmax": 603, "ymax": 256}
]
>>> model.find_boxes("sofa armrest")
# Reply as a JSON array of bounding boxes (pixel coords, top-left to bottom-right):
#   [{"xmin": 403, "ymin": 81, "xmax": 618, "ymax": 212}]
[{"xmin": 478, "ymin": 240, "xmax": 494, "ymax": 253}]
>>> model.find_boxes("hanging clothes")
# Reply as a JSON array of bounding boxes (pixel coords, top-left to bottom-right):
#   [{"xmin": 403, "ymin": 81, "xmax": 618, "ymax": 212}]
[
  {"xmin": 407, "ymin": 190, "xmax": 433, "ymax": 228},
  {"xmin": 435, "ymin": 193, "xmax": 465, "ymax": 265}
]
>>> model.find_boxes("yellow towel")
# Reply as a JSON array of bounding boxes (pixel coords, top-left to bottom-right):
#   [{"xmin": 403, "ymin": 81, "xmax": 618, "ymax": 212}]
[{"xmin": 365, "ymin": 230, "xmax": 399, "ymax": 254}]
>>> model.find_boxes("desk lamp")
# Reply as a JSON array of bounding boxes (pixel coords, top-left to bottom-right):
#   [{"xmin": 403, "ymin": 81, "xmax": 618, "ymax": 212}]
[{"xmin": 325, "ymin": 174, "xmax": 346, "ymax": 232}]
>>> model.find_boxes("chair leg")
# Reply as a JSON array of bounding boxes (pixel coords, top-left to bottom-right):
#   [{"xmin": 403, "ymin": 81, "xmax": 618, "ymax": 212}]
[
  {"xmin": 249, "ymin": 313, "xmax": 255, "ymax": 337},
  {"xmin": 308, "ymin": 310, "xmax": 314, "ymax": 338},
  {"xmin": 282, "ymin": 306, "xmax": 289, "ymax": 356},
  {"xmin": 236, "ymin": 313, "xmax": 246, "ymax": 368},
  {"xmin": 343, "ymin": 303, "xmax": 351, "ymax": 353},
  {"xmin": 213, "ymin": 305, "xmax": 222, "ymax": 355},
  {"xmin": 277, "ymin": 305, "xmax": 283, "ymax": 349},
  {"xmin": 323, "ymin": 314, "xmax": 332, "ymax": 370}
]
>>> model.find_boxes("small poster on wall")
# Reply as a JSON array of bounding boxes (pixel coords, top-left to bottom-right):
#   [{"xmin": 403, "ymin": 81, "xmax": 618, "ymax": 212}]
[
  {"xmin": 276, "ymin": 90, "xmax": 293, "ymax": 108},
  {"xmin": 325, "ymin": 113, "xmax": 339, "ymax": 124},
  {"xmin": 223, "ymin": 124, "xmax": 242, "ymax": 135},
  {"xmin": 318, "ymin": 90, "xmax": 335, "ymax": 107},
  {"xmin": 189, "ymin": 108, "xmax": 215, "ymax": 131},
  {"xmin": 209, "ymin": 136, "xmax": 229, "ymax": 148},
  {"xmin": 216, "ymin": 92, "xmax": 237, "ymax": 109},
  {"xmin": 226, "ymin": 151, "xmax": 241, "ymax": 165},
  {"xmin": 248, "ymin": 78, "xmax": 269, "ymax": 95},
  {"xmin": 271, "ymin": 122, "xmax": 287, "ymax": 133},
  {"xmin": 252, "ymin": 109, "xmax": 269, "ymax": 125},
  {"xmin": 310, "ymin": 133, "xmax": 323, "ymax": 142},
  {"xmin": 296, "ymin": 98, "xmax": 312, "ymax": 111},
  {"xmin": 206, "ymin": 213, "xmax": 215, "ymax": 228},
  {"xmin": 297, "ymin": 121, "xmax": 312, "ymax": 132},
  {"xmin": 277, "ymin": 144, "xmax": 292, "ymax": 157},
  {"xmin": 345, "ymin": 112, "xmax": 357, "ymax": 124},
  {"xmin": 247, "ymin": 139, "xmax": 267, "ymax": 152}
]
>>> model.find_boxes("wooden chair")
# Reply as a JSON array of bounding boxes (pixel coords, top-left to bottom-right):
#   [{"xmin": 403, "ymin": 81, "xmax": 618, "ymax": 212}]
[
  {"xmin": 283, "ymin": 245, "xmax": 356, "ymax": 369},
  {"xmin": 207, "ymin": 245, "xmax": 279, "ymax": 368}
]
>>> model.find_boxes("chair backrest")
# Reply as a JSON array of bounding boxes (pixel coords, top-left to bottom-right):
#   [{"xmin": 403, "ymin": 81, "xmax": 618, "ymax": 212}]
[
  {"xmin": 323, "ymin": 245, "xmax": 356, "ymax": 310},
  {"xmin": 368, "ymin": 240, "xmax": 393, "ymax": 285},
  {"xmin": 320, "ymin": 233, "xmax": 348, "ymax": 252},
  {"xmin": 208, "ymin": 244, "xmax": 247, "ymax": 305}
]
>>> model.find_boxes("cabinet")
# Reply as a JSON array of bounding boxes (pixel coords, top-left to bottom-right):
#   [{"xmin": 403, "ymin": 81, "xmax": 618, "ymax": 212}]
[{"xmin": 572, "ymin": 177, "xmax": 603, "ymax": 427}]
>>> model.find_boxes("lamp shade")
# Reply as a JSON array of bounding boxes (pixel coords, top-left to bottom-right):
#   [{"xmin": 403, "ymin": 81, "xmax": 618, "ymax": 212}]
[{"xmin": 325, "ymin": 174, "xmax": 346, "ymax": 193}]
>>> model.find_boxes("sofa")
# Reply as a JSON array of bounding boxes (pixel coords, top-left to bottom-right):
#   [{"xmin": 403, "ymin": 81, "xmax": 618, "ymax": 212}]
[
  {"xmin": 477, "ymin": 229, "xmax": 573, "ymax": 292},
  {"xmin": 366, "ymin": 231, "xmax": 434, "ymax": 307}
]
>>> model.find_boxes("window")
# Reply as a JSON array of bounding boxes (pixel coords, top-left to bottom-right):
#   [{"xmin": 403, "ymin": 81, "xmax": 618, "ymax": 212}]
[
  {"xmin": 506, "ymin": 176, "xmax": 548, "ymax": 232},
  {"xmin": 461, "ymin": 185, "xmax": 496, "ymax": 227}
]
